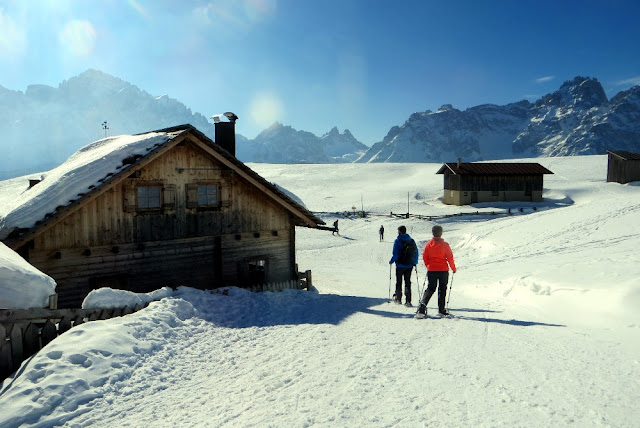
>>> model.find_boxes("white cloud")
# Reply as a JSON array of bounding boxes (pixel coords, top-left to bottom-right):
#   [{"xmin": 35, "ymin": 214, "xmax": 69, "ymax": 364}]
[
  {"xmin": 614, "ymin": 76, "xmax": 640, "ymax": 87},
  {"xmin": 0, "ymin": 8, "xmax": 27, "ymax": 60},
  {"xmin": 192, "ymin": 0, "xmax": 275, "ymax": 27},
  {"xmin": 534, "ymin": 76, "xmax": 555, "ymax": 84}
]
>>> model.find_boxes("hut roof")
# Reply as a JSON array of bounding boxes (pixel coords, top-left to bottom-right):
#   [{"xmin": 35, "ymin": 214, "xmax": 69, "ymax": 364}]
[
  {"xmin": 608, "ymin": 150, "xmax": 640, "ymax": 161},
  {"xmin": 0, "ymin": 124, "xmax": 324, "ymax": 246},
  {"xmin": 436, "ymin": 162, "xmax": 553, "ymax": 176}
]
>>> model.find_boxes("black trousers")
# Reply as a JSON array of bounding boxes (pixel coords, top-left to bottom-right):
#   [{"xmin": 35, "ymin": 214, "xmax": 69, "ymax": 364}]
[
  {"xmin": 395, "ymin": 267, "xmax": 412, "ymax": 303},
  {"xmin": 427, "ymin": 271, "xmax": 449, "ymax": 311}
]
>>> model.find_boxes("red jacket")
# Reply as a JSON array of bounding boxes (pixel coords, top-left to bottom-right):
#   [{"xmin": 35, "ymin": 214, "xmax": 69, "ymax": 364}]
[{"xmin": 423, "ymin": 237, "xmax": 457, "ymax": 272}]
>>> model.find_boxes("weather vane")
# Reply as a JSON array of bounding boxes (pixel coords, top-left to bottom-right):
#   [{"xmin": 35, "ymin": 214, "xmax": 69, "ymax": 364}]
[{"xmin": 102, "ymin": 121, "xmax": 109, "ymax": 137}]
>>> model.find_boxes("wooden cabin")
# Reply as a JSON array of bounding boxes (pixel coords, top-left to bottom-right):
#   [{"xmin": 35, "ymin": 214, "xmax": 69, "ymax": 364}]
[
  {"xmin": 0, "ymin": 122, "xmax": 324, "ymax": 308},
  {"xmin": 607, "ymin": 150, "xmax": 640, "ymax": 184},
  {"xmin": 436, "ymin": 161, "xmax": 553, "ymax": 206}
]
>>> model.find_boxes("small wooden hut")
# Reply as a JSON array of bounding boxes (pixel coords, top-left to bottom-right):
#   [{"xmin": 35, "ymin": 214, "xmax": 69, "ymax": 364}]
[
  {"xmin": 0, "ymin": 122, "xmax": 324, "ymax": 307},
  {"xmin": 607, "ymin": 150, "xmax": 640, "ymax": 184},
  {"xmin": 436, "ymin": 160, "xmax": 553, "ymax": 206}
]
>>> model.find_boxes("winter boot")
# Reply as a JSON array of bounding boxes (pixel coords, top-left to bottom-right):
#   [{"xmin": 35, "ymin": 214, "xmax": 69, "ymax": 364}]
[{"xmin": 414, "ymin": 304, "xmax": 426, "ymax": 319}]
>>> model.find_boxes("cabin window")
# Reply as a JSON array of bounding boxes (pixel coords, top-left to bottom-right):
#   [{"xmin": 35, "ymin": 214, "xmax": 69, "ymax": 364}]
[
  {"xmin": 137, "ymin": 185, "xmax": 162, "ymax": 210},
  {"xmin": 186, "ymin": 182, "xmax": 223, "ymax": 209},
  {"xmin": 248, "ymin": 259, "xmax": 267, "ymax": 286},
  {"xmin": 198, "ymin": 184, "xmax": 219, "ymax": 206}
]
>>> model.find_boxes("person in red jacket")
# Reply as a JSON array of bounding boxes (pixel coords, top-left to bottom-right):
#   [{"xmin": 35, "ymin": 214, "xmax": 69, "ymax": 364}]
[{"xmin": 416, "ymin": 225, "xmax": 457, "ymax": 318}]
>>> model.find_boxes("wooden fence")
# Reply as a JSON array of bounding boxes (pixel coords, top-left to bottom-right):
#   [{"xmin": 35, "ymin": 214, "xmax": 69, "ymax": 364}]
[
  {"xmin": 0, "ymin": 304, "xmax": 147, "ymax": 382},
  {"xmin": 315, "ymin": 206, "xmax": 539, "ymax": 222},
  {"xmin": 250, "ymin": 270, "xmax": 312, "ymax": 293}
]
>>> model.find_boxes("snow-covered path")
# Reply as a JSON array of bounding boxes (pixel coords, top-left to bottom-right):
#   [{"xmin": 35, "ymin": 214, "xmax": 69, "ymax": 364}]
[{"xmin": 1, "ymin": 156, "xmax": 639, "ymax": 427}]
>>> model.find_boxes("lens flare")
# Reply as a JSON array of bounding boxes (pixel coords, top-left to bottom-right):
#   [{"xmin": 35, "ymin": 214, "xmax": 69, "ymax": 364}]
[
  {"xmin": 128, "ymin": 0, "xmax": 150, "ymax": 19},
  {"xmin": 249, "ymin": 92, "xmax": 284, "ymax": 130},
  {"xmin": 59, "ymin": 20, "xmax": 96, "ymax": 56}
]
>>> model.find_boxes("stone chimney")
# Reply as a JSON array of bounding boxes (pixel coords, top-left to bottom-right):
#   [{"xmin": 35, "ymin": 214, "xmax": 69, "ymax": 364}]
[
  {"xmin": 211, "ymin": 112, "xmax": 239, "ymax": 156},
  {"xmin": 457, "ymin": 158, "xmax": 462, "ymax": 168}
]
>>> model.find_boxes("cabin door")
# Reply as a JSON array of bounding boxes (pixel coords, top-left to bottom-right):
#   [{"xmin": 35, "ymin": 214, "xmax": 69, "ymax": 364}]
[{"xmin": 471, "ymin": 192, "xmax": 478, "ymax": 204}]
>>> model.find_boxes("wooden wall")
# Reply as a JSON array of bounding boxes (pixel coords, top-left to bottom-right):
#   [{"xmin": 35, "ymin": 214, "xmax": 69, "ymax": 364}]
[
  {"xmin": 607, "ymin": 155, "xmax": 640, "ymax": 184},
  {"xmin": 442, "ymin": 174, "xmax": 545, "ymax": 205},
  {"xmin": 21, "ymin": 140, "xmax": 298, "ymax": 307}
]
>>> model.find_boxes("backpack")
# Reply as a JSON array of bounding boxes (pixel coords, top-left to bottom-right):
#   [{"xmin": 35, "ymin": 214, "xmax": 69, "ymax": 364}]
[{"xmin": 398, "ymin": 239, "xmax": 417, "ymax": 265}]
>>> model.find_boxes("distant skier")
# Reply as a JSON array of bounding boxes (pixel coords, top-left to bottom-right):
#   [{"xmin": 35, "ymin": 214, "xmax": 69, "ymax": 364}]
[
  {"xmin": 416, "ymin": 225, "xmax": 457, "ymax": 318},
  {"xmin": 332, "ymin": 219, "xmax": 339, "ymax": 235},
  {"xmin": 379, "ymin": 225, "xmax": 384, "ymax": 241},
  {"xmin": 389, "ymin": 225, "xmax": 418, "ymax": 306}
]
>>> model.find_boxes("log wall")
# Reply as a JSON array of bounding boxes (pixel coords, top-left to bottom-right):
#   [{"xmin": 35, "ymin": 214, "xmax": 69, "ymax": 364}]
[{"xmin": 20, "ymin": 140, "xmax": 299, "ymax": 307}]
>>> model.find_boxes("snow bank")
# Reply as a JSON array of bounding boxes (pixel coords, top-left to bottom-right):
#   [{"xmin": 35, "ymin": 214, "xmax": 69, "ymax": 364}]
[
  {"xmin": 0, "ymin": 241, "xmax": 56, "ymax": 309},
  {"xmin": 82, "ymin": 286, "xmax": 175, "ymax": 309}
]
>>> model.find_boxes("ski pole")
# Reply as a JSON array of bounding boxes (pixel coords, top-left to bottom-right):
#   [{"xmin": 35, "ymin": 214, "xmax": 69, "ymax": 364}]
[
  {"xmin": 418, "ymin": 271, "xmax": 427, "ymax": 300},
  {"xmin": 388, "ymin": 264, "xmax": 392, "ymax": 302},
  {"xmin": 446, "ymin": 272, "xmax": 455, "ymax": 311},
  {"xmin": 414, "ymin": 265, "xmax": 420, "ymax": 303}
]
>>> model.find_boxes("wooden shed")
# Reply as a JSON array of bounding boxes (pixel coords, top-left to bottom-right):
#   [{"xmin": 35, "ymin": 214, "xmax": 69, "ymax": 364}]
[
  {"xmin": 436, "ymin": 161, "xmax": 553, "ymax": 206},
  {"xmin": 0, "ymin": 123, "xmax": 324, "ymax": 307},
  {"xmin": 607, "ymin": 150, "xmax": 640, "ymax": 184}
]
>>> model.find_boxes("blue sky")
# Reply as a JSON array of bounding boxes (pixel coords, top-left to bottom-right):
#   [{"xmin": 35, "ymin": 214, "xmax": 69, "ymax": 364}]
[{"xmin": 1, "ymin": 0, "xmax": 639, "ymax": 145}]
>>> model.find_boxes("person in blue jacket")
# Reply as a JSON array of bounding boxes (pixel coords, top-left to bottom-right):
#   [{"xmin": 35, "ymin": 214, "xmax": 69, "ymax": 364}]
[{"xmin": 389, "ymin": 225, "xmax": 419, "ymax": 306}]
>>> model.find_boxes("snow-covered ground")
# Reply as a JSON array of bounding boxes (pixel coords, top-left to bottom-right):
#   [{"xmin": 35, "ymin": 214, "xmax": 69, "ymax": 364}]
[{"xmin": 1, "ymin": 155, "xmax": 639, "ymax": 427}]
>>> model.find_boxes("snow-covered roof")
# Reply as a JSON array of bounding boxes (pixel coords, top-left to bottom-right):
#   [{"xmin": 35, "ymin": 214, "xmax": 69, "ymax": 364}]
[
  {"xmin": 0, "ymin": 124, "xmax": 324, "ymax": 245},
  {"xmin": 0, "ymin": 129, "xmax": 185, "ymax": 241}
]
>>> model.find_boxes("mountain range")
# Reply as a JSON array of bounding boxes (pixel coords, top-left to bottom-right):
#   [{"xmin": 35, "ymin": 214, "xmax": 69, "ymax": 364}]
[
  {"xmin": 358, "ymin": 76, "xmax": 640, "ymax": 162},
  {"xmin": 1, "ymin": 70, "xmax": 639, "ymax": 178}
]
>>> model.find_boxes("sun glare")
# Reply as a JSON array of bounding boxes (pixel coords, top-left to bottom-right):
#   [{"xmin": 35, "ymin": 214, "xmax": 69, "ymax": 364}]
[{"xmin": 249, "ymin": 92, "xmax": 284, "ymax": 129}]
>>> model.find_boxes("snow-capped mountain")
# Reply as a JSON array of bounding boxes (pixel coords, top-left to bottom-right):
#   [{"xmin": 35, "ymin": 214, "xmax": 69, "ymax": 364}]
[
  {"xmin": 236, "ymin": 122, "xmax": 368, "ymax": 164},
  {"xmin": 358, "ymin": 76, "xmax": 640, "ymax": 162},
  {"xmin": 0, "ymin": 69, "xmax": 221, "ymax": 176}
]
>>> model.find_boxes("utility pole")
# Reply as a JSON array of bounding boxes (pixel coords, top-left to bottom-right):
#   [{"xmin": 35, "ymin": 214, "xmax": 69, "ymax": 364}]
[
  {"xmin": 102, "ymin": 121, "xmax": 109, "ymax": 137},
  {"xmin": 407, "ymin": 192, "xmax": 410, "ymax": 217}
]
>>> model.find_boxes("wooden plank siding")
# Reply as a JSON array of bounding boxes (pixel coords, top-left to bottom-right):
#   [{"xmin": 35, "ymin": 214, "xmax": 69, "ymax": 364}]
[
  {"xmin": 607, "ymin": 152, "xmax": 640, "ymax": 184},
  {"xmin": 19, "ymin": 139, "xmax": 299, "ymax": 307},
  {"xmin": 442, "ymin": 174, "xmax": 545, "ymax": 205}
]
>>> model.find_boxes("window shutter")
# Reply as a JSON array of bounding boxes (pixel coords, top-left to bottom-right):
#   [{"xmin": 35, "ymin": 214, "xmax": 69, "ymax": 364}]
[
  {"xmin": 163, "ymin": 184, "xmax": 176, "ymax": 210},
  {"xmin": 123, "ymin": 185, "xmax": 136, "ymax": 212},
  {"xmin": 220, "ymin": 183, "xmax": 231, "ymax": 207},
  {"xmin": 185, "ymin": 183, "xmax": 198, "ymax": 208}
]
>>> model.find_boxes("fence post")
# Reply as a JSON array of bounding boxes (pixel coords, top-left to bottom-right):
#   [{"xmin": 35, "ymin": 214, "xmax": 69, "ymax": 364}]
[
  {"xmin": 41, "ymin": 320, "xmax": 57, "ymax": 347},
  {"xmin": 59, "ymin": 317, "xmax": 72, "ymax": 334},
  {"xmin": 10, "ymin": 324, "xmax": 23, "ymax": 371},
  {"xmin": 0, "ymin": 324, "xmax": 10, "ymax": 380},
  {"xmin": 23, "ymin": 323, "xmax": 40, "ymax": 357}
]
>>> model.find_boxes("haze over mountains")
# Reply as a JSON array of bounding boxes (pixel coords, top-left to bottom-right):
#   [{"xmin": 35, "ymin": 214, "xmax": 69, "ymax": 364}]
[{"xmin": 1, "ymin": 70, "xmax": 639, "ymax": 178}]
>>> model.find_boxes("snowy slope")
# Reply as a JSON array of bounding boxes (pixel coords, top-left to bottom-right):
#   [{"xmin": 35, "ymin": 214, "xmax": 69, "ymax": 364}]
[{"xmin": 0, "ymin": 156, "xmax": 638, "ymax": 427}]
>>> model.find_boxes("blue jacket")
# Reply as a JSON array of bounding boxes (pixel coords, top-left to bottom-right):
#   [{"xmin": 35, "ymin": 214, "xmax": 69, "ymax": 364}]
[{"xmin": 389, "ymin": 233, "xmax": 419, "ymax": 268}]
